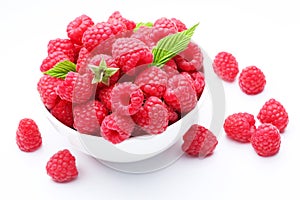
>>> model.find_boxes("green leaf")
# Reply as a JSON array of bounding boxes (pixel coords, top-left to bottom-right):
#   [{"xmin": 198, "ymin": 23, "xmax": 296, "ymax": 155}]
[
  {"xmin": 152, "ymin": 23, "xmax": 199, "ymax": 67},
  {"xmin": 44, "ymin": 60, "xmax": 76, "ymax": 79},
  {"xmin": 134, "ymin": 22, "xmax": 153, "ymax": 32}
]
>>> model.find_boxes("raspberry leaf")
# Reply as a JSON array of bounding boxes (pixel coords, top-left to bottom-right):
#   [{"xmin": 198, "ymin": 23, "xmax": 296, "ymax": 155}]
[
  {"xmin": 152, "ymin": 23, "xmax": 199, "ymax": 67},
  {"xmin": 44, "ymin": 60, "xmax": 76, "ymax": 79},
  {"xmin": 134, "ymin": 22, "xmax": 153, "ymax": 32}
]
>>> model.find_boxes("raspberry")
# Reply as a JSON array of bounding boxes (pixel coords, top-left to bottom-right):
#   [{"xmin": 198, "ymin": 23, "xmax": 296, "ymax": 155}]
[
  {"xmin": 111, "ymin": 82, "xmax": 144, "ymax": 115},
  {"xmin": 250, "ymin": 124, "xmax": 281, "ymax": 157},
  {"xmin": 67, "ymin": 14, "xmax": 94, "ymax": 45},
  {"xmin": 50, "ymin": 99, "xmax": 74, "ymax": 128},
  {"xmin": 174, "ymin": 42, "xmax": 203, "ymax": 72},
  {"xmin": 73, "ymin": 100, "xmax": 108, "ymax": 135},
  {"xmin": 16, "ymin": 118, "xmax": 42, "ymax": 152},
  {"xmin": 46, "ymin": 149, "xmax": 78, "ymax": 183},
  {"xmin": 181, "ymin": 71, "xmax": 205, "ymax": 99},
  {"xmin": 154, "ymin": 17, "xmax": 177, "ymax": 32},
  {"xmin": 134, "ymin": 66, "xmax": 168, "ymax": 98},
  {"xmin": 82, "ymin": 22, "xmax": 114, "ymax": 51},
  {"xmin": 112, "ymin": 38, "xmax": 153, "ymax": 74},
  {"xmin": 149, "ymin": 27, "xmax": 177, "ymax": 47},
  {"xmin": 40, "ymin": 51, "xmax": 69, "ymax": 72},
  {"xmin": 171, "ymin": 18, "xmax": 187, "ymax": 32},
  {"xmin": 182, "ymin": 124, "xmax": 218, "ymax": 157},
  {"xmin": 163, "ymin": 74, "xmax": 197, "ymax": 113},
  {"xmin": 97, "ymin": 85, "xmax": 113, "ymax": 111},
  {"xmin": 257, "ymin": 98, "xmax": 288, "ymax": 132},
  {"xmin": 132, "ymin": 96, "xmax": 169, "ymax": 135},
  {"xmin": 76, "ymin": 47, "xmax": 90, "ymax": 73},
  {"xmin": 108, "ymin": 19, "xmax": 127, "ymax": 35},
  {"xmin": 56, "ymin": 72, "xmax": 95, "ymax": 104},
  {"xmin": 100, "ymin": 113, "xmax": 134, "ymax": 144},
  {"xmin": 47, "ymin": 38, "xmax": 76, "ymax": 62},
  {"xmin": 131, "ymin": 26, "xmax": 155, "ymax": 48},
  {"xmin": 108, "ymin": 11, "xmax": 136, "ymax": 31},
  {"xmin": 239, "ymin": 66, "xmax": 266, "ymax": 95},
  {"xmin": 213, "ymin": 52, "xmax": 239, "ymax": 82},
  {"xmin": 164, "ymin": 104, "xmax": 179, "ymax": 125},
  {"xmin": 223, "ymin": 113, "xmax": 256, "ymax": 143}
]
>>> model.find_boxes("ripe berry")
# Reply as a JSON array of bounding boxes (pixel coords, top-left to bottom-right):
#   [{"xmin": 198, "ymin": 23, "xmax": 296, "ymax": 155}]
[
  {"xmin": 257, "ymin": 98, "xmax": 288, "ymax": 132},
  {"xmin": 46, "ymin": 149, "xmax": 78, "ymax": 183},
  {"xmin": 239, "ymin": 66, "xmax": 266, "ymax": 95},
  {"xmin": 108, "ymin": 11, "xmax": 136, "ymax": 31},
  {"xmin": 16, "ymin": 118, "xmax": 42, "ymax": 152},
  {"xmin": 40, "ymin": 51, "xmax": 69, "ymax": 72},
  {"xmin": 213, "ymin": 52, "xmax": 239, "ymax": 82},
  {"xmin": 47, "ymin": 38, "xmax": 76, "ymax": 62},
  {"xmin": 97, "ymin": 85, "xmax": 114, "ymax": 111},
  {"xmin": 171, "ymin": 18, "xmax": 187, "ymax": 32},
  {"xmin": 182, "ymin": 124, "xmax": 218, "ymax": 157},
  {"xmin": 154, "ymin": 17, "xmax": 177, "ymax": 32},
  {"xmin": 250, "ymin": 124, "xmax": 281, "ymax": 157},
  {"xmin": 50, "ymin": 99, "xmax": 74, "ymax": 128},
  {"xmin": 76, "ymin": 47, "xmax": 90, "ymax": 73},
  {"xmin": 181, "ymin": 71, "xmax": 205, "ymax": 99}
]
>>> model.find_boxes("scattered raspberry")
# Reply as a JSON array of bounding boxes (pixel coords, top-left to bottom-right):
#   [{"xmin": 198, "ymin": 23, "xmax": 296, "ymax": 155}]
[
  {"xmin": 50, "ymin": 99, "xmax": 74, "ymax": 128},
  {"xmin": 182, "ymin": 124, "xmax": 218, "ymax": 157},
  {"xmin": 132, "ymin": 96, "xmax": 169, "ymax": 135},
  {"xmin": 37, "ymin": 74, "xmax": 62, "ymax": 110},
  {"xmin": 100, "ymin": 113, "xmax": 134, "ymax": 144},
  {"xmin": 73, "ymin": 100, "xmax": 108, "ymax": 135},
  {"xmin": 40, "ymin": 51, "xmax": 69, "ymax": 72},
  {"xmin": 112, "ymin": 37, "xmax": 153, "ymax": 74},
  {"xmin": 239, "ymin": 66, "xmax": 266, "ymax": 95},
  {"xmin": 111, "ymin": 82, "xmax": 144, "ymax": 115},
  {"xmin": 250, "ymin": 124, "xmax": 281, "ymax": 157},
  {"xmin": 257, "ymin": 98, "xmax": 288, "ymax": 132},
  {"xmin": 47, "ymin": 38, "xmax": 76, "ymax": 62},
  {"xmin": 67, "ymin": 14, "xmax": 94, "ymax": 45},
  {"xmin": 108, "ymin": 11, "xmax": 136, "ymax": 31},
  {"xmin": 16, "ymin": 118, "xmax": 42, "ymax": 152},
  {"xmin": 97, "ymin": 85, "xmax": 114, "ymax": 111},
  {"xmin": 223, "ymin": 113, "xmax": 256, "ymax": 143},
  {"xmin": 154, "ymin": 17, "xmax": 177, "ymax": 32},
  {"xmin": 213, "ymin": 52, "xmax": 239, "ymax": 82},
  {"xmin": 171, "ymin": 18, "xmax": 187, "ymax": 32},
  {"xmin": 46, "ymin": 149, "xmax": 78, "ymax": 183}
]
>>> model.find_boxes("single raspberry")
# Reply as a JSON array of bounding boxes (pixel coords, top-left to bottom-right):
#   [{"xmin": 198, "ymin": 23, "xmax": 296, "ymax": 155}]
[
  {"xmin": 132, "ymin": 96, "xmax": 169, "ymax": 135},
  {"xmin": 16, "ymin": 118, "xmax": 42, "ymax": 152},
  {"xmin": 174, "ymin": 42, "xmax": 203, "ymax": 72},
  {"xmin": 73, "ymin": 100, "xmax": 108, "ymax": 135},
  {"xmin": 213, "ymin": 52, "xmax": 239, "ymax": 82},
  {"xmin": 164, "ymin": 103, "xmax": 179, "ymax": 125},
  {"xmin": 257, "ymin": 98, "xmax": 288, "ymax": 132},
  {"xmin": 171, "ymin": 18, "xmax": 187, "ymax": 32},
  {"xmin": 134, "ymin": 66, "xmax": 168, "ymax": 98},
  {"xmin": 250, "ymin": 124, "xmax": 281, "ymax": 157},
  {"xmin": 163, "ymin": 74, "xmax": 197, "ymax": 113},
  {"xmin": 100, "ymin": 113, "xmax": 134, "ymax": 144},
  {"xmin": 67, "ymin": 14, "xmax": 94, "ymax": 45},
  {"xmin": 40, "ymin": 51, "xmax": 69, "ymax": 72},
  {"xmin": 181, "ymin": 71, "xmax": 205, "ymax": 99},
  {"xmin": 153, "ymin": 17, "xmax": 177, "ymax": 32},
  {"xmin": 111, "ymin": 82, "xmax": 144, "ymax": 115},
  {"xmin": 97, "ymin": 85, "xmax": 114, "ymax": 111},
  {"xmin": 82, "ymin": 22, "xmax": 114, "ymax": 52},
  {"xmin": 108, "ymin": 11, "xmax": 136, "ymax": 31},
  {"xmin": 76, "ymin": 47, "xmax": 90, "ymax": 73},
  {"xmin": 50, "ymin": 99, "xmax": 74, "ymax": 128},
  {"xmin": 47, "ymin": 38, "xmax": 76, "ymax": 62},
  {"xmin": 46, "ymin": 149, "xmax": 78, "ymax": 183},
  {"xmin": 239, "ymin": 66, "xmax": 266, "ymax": 95},
  {"xmin": 37, "ymin": 74, "xmax": 63, "ymax": 110},
  {"xmin": 182, "ymin": 124, "xmax": 218, "ymax": 157},
  {"xmin": 223, "ymin": 113, "xmax": 256, "ymax": 143},
  {"xmin": 108, "ymin": 19, "xmax": 127, "ymax": 35},
  {"xmin": 112, "ymin": 38, "xmax": 153, "ymax": 74},
  {"xmin": 56, "ymin": 72, "xmax": 95, "ymax": 104}
]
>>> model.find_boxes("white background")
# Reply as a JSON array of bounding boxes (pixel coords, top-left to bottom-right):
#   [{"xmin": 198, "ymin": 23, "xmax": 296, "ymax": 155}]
[{"xmin": 1, "ymin": 0, "xmax": 299, "ymax": 199}]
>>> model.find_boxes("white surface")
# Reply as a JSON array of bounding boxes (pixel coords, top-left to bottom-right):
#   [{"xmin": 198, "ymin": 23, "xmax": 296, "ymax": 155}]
[{"xmin": 1, "ymin": 0, "xmax": 299, "ymax": 199}]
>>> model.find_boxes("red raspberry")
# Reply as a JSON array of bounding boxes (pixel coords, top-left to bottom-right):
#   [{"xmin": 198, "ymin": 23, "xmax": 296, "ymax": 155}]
[
  {"xmin": 108, "ymin": 11, "xmax": 136, "ymax": 31},
  {"xmin": 131, "ymin": 26, "xmax": 155, "ymax": 48},
  {"xmin": 76, "ymin": 47, "xmax": 90, "ymax": 73},
  {"xmin": 112, "ymin": 38, "xmax": 153, "ymax": 74},
  {"xmin": 40, "ymin": 51, "xmax": 69, "ymax": 72},
  {"xmin": 182, "ymin": 124, "xmax": 218, "ymax": 157},
  {"xmin": 132, "ymin": 96, "xmax": 169, "ymax": 135},
  {"xmin": 100, "ymin": 113, "xmax": 135, "ymax": 144},
  {"xmin": 171, "ymin": 18, "xmax": 187, "ymax": 32},
  {"xmin": 213, "ymin": 52, "xmax": 239, "ymax": 82},
  {"xmin": 50, "ymin": 99, "xmax": 74, "ymax": 128},
  {"xmin": 46, "ymin": 149, "xmax": 78, "ymax": 183},
  {"xmin": 250, "ymin": 124, "xmax": 281, "ymax": 157},
  {"xmin": 163, "ymin": 74, "xmax": 197, "ymax": 113},
  {"xmin": 37, "ymin": 74, "xmax": 62, "ymax": 110},
  {"xmin": 134, "ymin": 66, "xmax": 168, "ymax": 98},
  {"xmin": 47, "ymin": 38, "xmax": 76, "ymax": 62},
  {"xmin": 16, "ymin": 118, "xmax": 42, "ymax": 152},
  {"xmin": 174, "ymin": 42, "xmax": 203, "ymax": 72},
  {"xmin": 257, "ymin": 98, "xmax": 288, "ymax": 133},
  {"xmin": 73, "ymin": 100, "xmax": 108, "ymax": 135},
  {"xmin": 97, "ymin": 85, "xmax": 114, "ymax": 111},
  {"xmin": 73, "ymin": 44, "xmax": 82, "ymax": 62},
  {"xmin": 223, "ymin": 113, "xmax": 256, "ymax": 143},
  {"xmin": 56, "ymin": 72, "xmax": 95, "ymax": 104},
  {"xmin": 67, "ymin": 14, "xmax": 94, "ymax": 45},
  {"xmin": 108, "ymin": 19, "xmax": 127, "ymax": 35},
  {"xmin": 239, "ymin": 66, "xmax": 266, "ymax": 95},
  {"xmin": 154, "ymin": 17, "xmax": 177, "ymax": 32},
  {"xmin": 181, "ymin": 71, "xmax": 205, "ymax": 99},
  {"xmin": 111, "ymin": 82, "xmax": 144, "ymax": 115},
  {"xmin": 164, "ymin": 103, "xmax": 179, "ymax": 125},
  {"xmin": 149, "ymin": 27, "xmax": 177, "ymax": 47}
]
